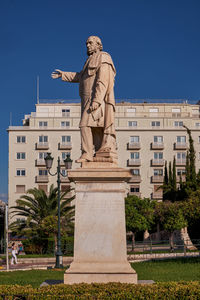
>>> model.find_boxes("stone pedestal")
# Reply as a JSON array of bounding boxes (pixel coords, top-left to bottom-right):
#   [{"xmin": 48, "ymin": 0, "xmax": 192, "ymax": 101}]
[{"xmin": 64, "ymin": 166, "xmax": 137, "ymax": 284}]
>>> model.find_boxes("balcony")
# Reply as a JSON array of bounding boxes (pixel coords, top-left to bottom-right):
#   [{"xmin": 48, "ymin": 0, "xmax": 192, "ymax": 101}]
[
  {"xmin": 177, "ymin": 175, "xmax": 186, "ymax": 182},
  {"xmin": 151, "ymin": 159, "xmax": 164, "ymax": 166},
  {"xmin": 60, "ymin": 176, "xmax": 70, "ymax": 183},
  {"xmin": 127, "ymin": 142, "xmax": 141, "ymax": 150},
  {"xmin": 128, "ymin": 159, "xmax": 141, "ymax": 166},
  {"xmin": 36, "ymin": 143, "xmax": 49, "ymax": 150},
  {"xmin": 151, "ymin": 142, "xmax": 164, "ymax": 150},
  {"xmin": 35, "ymin": 175, "xmax": 49, "ymax": 183},
  {"xmin": 151, "ymin": 175, "xmax": 164, "ymax": 183},
  {"xmin": 151, "ymin": 192, "xmax": 163, "ymax": 200},
  {"xmin": 176, "ymin": 159, "xmax": 186, "ymax": 166},
  {"xmin": 174, "ymin": 143, "xmax": 187, "ymax": 150},
  {"xmin": 129, "ymin": 191, "xmax": 141, "ymax": 197},
  {"xmin": 129, "ymin": 175, "xmax": 141, "ymax": 183},
  {"xmin": 58, "ymin": 142, "xmax": 72, "ymax": 150},
  {"xmin": 35, "ymin": 159, "xmax": 46, "ymax": 167}
]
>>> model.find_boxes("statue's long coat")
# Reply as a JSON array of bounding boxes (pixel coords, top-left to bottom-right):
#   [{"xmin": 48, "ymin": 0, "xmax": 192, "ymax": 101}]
[{"xmin": 61, "ymin": 51, "xmax": 116, "ymax": 137}]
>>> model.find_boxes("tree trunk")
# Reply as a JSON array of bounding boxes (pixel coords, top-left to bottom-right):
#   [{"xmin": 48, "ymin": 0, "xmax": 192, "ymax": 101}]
[
  {"xmin": 169, "ymin": 232, "xmax": 174, "ymax": 252},
  {"xmin": 180, "ymin": 227, "xmax": 197, "ymax": 250},
  {"xmin": 131, "ymin": 232, "xmax": 135, "ymax": 252},
  {"xmin": 156, "ymin": 223, "xmax": 161, "ymax": 241}
]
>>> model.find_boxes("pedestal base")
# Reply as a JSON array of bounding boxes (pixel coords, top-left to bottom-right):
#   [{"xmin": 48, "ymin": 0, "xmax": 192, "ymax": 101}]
[{"xmin": 64, "ymin": 167, "xmax": 137, "ymax": 284}]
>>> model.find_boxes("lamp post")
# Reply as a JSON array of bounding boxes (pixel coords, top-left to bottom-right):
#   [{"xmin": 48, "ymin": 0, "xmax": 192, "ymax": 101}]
[{"xmin": 45, "ymin": 152, "xmax": 73, "ymax": 268}]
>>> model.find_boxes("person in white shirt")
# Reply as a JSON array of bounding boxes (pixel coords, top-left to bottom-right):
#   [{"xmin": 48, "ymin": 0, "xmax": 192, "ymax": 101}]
[{"xmin": 11, "ymin": 243, "xmax": 18, "ymax": 265}]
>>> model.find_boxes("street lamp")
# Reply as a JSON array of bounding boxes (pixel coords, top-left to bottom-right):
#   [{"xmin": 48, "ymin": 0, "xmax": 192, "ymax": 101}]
[{"xmin": 45, "ymin": 152, "xmax": 73, "ymax": 268}]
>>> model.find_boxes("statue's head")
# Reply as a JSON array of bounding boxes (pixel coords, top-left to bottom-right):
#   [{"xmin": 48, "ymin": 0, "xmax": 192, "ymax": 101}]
[{"xmin": 86, "ymin": 36, "xmax": 103, "ymax": 56}]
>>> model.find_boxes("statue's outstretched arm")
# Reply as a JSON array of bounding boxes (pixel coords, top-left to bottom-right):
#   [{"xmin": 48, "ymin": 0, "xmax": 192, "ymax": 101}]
[{"xmin": 51, "ymin": 69, "xmax": 80, "ymax": 83}]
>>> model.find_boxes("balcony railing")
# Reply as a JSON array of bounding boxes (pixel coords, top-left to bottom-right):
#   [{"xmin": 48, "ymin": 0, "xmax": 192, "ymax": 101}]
[
  {"xmin": 36, "ymin": 143, "xmax": 49, "ymax": 150},
  {"xmin": 129, "ymin": 191, "xmax": 141, "ymax": 197},
  {"xmin": 151, "ymin": 175, "xmax": 164, "ymax": 183},
  {"xmin": 58, "ymin": 142, "xmax": 72, "ymax": 150},
  {"xmin": 35, "ymin": 175, "xmax": 49, "ymax": 183},
  {"xmin": 60, "ymin": 176, "xmax": 70, "ymax": 183},
  {"xmin": 128, "ymin": 159, "xmax": 141, "ymax": 166},
  {"xmin": 35, "ymin": 159, "xmax": 46, "ymax": 166},
  {"xmin": 151, "ymin": 142, "xmax": 164, "ymax": 150},
  {"xmin": 174, "ymin": 143, "xmax": 187, "ymax": 150},
  {"xmin": 129, "ymin": 175, "xmax": 141, "ymax": 183},
  {"xmin": 151, "ymin": 159, "xmax": 164, "ymax": 166},
  {"xmin": 151, "ymin": 192, "xmax": 163, "ymax": 200},
  {"xmin": 176, "ymin": 159, "xmax": 186, "ymax": 166},
  {"xmin": 177, "ymin": 175, "xmax": 186, "ymax": 182},
  {"xmin": 127, "ymin": 142, "xmax": 141, "ymax": 150}
]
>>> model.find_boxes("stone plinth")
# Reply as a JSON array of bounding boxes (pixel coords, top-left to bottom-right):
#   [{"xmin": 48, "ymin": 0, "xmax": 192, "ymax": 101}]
[{"xmin": 64, "ymin": 166, "xmax": 137, "ymax": 284}]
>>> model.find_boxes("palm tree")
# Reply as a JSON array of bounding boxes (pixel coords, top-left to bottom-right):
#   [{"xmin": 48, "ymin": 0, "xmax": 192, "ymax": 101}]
[{"xmin": 10, "ymin": 185, "xmax": 75, "ymax": 253}]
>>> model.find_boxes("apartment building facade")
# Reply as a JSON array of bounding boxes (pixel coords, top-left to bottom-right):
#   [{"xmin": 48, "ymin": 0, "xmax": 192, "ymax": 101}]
[{"xmin": 8, "ymin": 100, "xmax": 200, "ymax": 217}]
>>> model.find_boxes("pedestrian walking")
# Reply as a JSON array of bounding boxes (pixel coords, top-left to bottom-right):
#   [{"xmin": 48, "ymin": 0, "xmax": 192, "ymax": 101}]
[{"xmin": 11, "ymin": 243, "xmax": 18, "ymax": 265}]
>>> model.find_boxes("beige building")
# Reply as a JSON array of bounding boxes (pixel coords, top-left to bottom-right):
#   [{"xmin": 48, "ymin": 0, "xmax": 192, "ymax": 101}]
[{"xmin": 8, "ymin": 100, "xmax": 200, "ymax": 218}]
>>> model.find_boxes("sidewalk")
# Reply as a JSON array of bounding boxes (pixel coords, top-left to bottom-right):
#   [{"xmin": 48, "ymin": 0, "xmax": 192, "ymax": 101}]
[{"xmin": 0, "ymin": 252, "xmax": 199, "ymax": 271}]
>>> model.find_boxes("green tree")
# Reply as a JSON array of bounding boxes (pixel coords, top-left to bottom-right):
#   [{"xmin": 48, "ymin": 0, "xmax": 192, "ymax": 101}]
[
  {"xmin": 155, "ymin": 201, "xmax": 187, "ymax": 251},
  {"xmin": 10, "ymin": 185, "xmax": 75, "ymax": 253},
  {"xmin": 125, "ymin": 195, "xmax": 155, "ymax": 251}
]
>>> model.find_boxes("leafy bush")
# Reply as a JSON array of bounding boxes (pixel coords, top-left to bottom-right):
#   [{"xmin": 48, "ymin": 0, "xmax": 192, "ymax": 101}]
[{"xmin": 0, "ymin": 282, "xmax": 200, "ymax": 299}]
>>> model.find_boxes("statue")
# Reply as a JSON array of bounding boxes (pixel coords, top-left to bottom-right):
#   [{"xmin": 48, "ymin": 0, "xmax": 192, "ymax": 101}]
[{"xmin": 51, "ymin": 36, "xmax": 117, "ymax": 163}]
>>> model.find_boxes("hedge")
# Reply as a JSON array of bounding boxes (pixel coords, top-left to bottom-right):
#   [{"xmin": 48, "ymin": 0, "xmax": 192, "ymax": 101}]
[{"xmin": 0, "ymin": 282, "xmax": 200, "ymax": 299}]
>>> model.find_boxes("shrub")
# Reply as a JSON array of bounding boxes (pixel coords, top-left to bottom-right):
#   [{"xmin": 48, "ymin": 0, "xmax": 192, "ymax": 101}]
[{"xmin": 0, "ymin": 282, "xmax": 200, "ymax": 299}]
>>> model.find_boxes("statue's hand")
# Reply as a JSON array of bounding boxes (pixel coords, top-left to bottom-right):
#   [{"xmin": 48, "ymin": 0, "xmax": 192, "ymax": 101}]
[
  {"xmin": 90, "ymin": 102, "xmax": 100, "ymax": 111},
  {"xmin": 51, "ymin": 69, "xmax": 62, "ymax": 79}
]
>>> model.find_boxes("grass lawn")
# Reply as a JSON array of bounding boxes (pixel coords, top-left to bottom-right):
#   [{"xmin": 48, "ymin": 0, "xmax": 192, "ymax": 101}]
[
  {"xmin": 0, "ymin": 257, "xmax": 199, "ymax": 287},
  {"xmin": 131, "ymin": 257, "xmax": 200, "ymax": 282}
]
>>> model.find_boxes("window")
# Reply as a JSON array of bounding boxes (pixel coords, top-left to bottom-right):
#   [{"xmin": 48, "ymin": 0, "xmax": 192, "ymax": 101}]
[
  {"xmin": 174, "ymin": 121, "xmax": 183, "ymax": 127},
  {"xmin": 177, "ymin": 169, "xmax": 186, "ymax": 176},
  {"xmin": 39, "ymin": 169, "xmax": 48, "ymax": 176},
  {"xmin": 154, "ymin": 169, "xmax": 163, "ymax": 176},
  {"xmin": 149, "ymin": 108, "xmax": 159, "ymax": 113},
  {"xmin": 16, "ymin": 169, "xmax": 26, "ymax": 176},
  {"xmin": 62, "ymin": 109, "xmax": 70, "ymax": 117},
  {"xmin": 128, "ymin": 121, "xmax": 137, "ymax": 127},
  {"xmin": 61, "ymin": 136, "xmax": 71, "ymax": 143},
  {"xmin": 130, "ymin": 185, "xmax": 140, "ymax": 193},
  {"xmin": 172, "ymin": 108, "xmax": 181, "ymax": 117},
  {"xmin": 151, "ymin": 121, "xmax": 160, "ymax": 127},
  {"xmin": 61, "ymin": 152, "xmax": 71, "ymax": 160},
  {"xmin": 61, "ymin": 121, "xmax": 70, "ymax": 128},
  {"xmin": 16, "ymin": 152, "xmax": 26, "ymax": 160},
  {"xmin": 192, "ymin": 109, "xmax": 199, "ymax": 116},
  {"xmin": 154, "ymin": 136, "xmax": 163, "ymax": 143},
  {"xmin": 17, "ymin": 136, "xmax": 26, "ymax": 143},
  {"xmin": 177, "ymin": 136, "xmax": 186, "ymax": 143},
  {"xmin": 177, "ymin": 152, "xmax": 186, "ymax": 160},
  {"xmin": 198, "ymin": 136, "xmax": 200, "ymax": 143},
  {"xmin": 16, "ymin": 185, "xmax": 26, "ymax": 193},
  {"xmin": 130, "ymin": 152, "xmax": 140, "ymax": 159},
  {"xmin": 195, "ymin": 123, "xmax": 200, "ymax": 128},
  {"xmin": 39, "ymin": 136, "xmax": 48, "ymax": 143},
  {"xmin": 130, "ymin": 136, "xmax": 139, "ymax": 143},
  {"xmin": 39, "ymin": 121, "xmax": 48, "ymax": 127},
  {"xmin": 154, "ymin": 152, "xmax": 163, "ymax": 159},
  {"xmin": 127, "ymin": 108, "xmax": 136, "ymax": 113},
  {"xmin": 38, "ymin": 152, "xmax": 47, "ymax": 159},
  {"xmin": 61, "ymin": 169, "xmax": 68, "ymax": 176},
  {"xmin": 61, "ymin": 185, "xmax": 70, "ymax": 192},
  {"xmin": 131, "ymin": 169, "xmax": 140, "ymax": 175},
  {"xmin": 38, "ymin": 185, "xmax": 48, "ymax": 192}
]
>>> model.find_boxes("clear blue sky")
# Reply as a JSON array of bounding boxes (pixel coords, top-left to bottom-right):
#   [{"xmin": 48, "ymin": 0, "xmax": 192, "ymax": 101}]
[{"xmin": 1, "ymin": 0, "xmax": 200, "ymax": 200}]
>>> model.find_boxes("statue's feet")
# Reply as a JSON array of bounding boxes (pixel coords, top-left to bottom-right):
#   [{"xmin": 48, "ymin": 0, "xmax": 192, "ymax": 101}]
[{"xmin": 75, "ymin": 155, "xmax": 93, "ymax": 163}]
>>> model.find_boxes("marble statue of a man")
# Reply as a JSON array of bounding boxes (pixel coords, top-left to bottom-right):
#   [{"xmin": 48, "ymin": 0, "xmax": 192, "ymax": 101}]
[{"xmin": 52, "ymin": 36, "xmax": 117, "ymax": 163}]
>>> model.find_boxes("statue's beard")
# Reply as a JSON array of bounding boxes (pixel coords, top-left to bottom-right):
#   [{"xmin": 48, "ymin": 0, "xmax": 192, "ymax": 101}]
[{"xmin": 87, "ymin": 48, "xmax": 99, "ymax": 56}]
